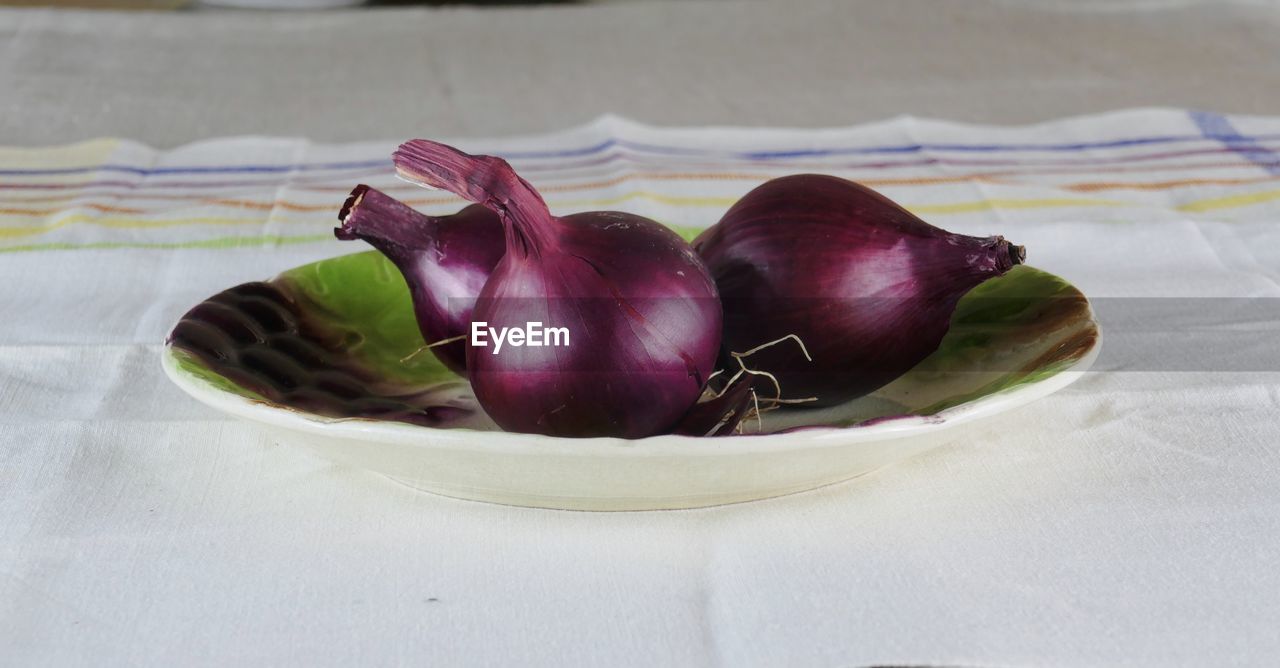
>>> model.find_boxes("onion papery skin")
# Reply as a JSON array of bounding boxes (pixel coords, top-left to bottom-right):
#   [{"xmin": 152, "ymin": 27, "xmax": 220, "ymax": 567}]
[
  {"xmin": 335, "ymin": 185, "xmax": 504, "ymax": 375},
  {"xmin": 671, "ymin": 373, "xmax": 757, "ymax": 437},
  {"xmin": 693, "ymin": 174, "xmax": 1025, "ymax": 408},
  {"xmin": 394, "ymin": 140, "xmax": 722, "ymax": 439}
]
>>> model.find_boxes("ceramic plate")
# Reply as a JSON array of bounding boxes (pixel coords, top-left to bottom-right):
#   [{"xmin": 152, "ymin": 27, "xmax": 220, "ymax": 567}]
[{"xmin": 162, "ymin": 243, "xmax": 1099, "ymax": 511}]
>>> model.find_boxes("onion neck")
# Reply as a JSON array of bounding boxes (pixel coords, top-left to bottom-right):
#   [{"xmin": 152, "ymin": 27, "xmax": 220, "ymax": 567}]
[
  {"xmin": 1008, "ymin": 243, "xmax": 1027, "ymax": 267},
  {"xmin": 335, "ymin": 184, "xmax": 440, "ymax": 249},
  {"xmin": 394, "ymin": 140, "xmax": 557, "ymax": 259},
  {"xmin": 977, "ymin": 235, "xmax": 1025, "ymax": 273},
  {"xmin": 997, "ymin": 237, "xmax": 1026, "ymax": 272}
]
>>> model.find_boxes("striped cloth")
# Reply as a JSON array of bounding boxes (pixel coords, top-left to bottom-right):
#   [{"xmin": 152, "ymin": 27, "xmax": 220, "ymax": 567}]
[{"xmin": 3, "ymin": 109, "xmax": 1279, "ymax": 254}]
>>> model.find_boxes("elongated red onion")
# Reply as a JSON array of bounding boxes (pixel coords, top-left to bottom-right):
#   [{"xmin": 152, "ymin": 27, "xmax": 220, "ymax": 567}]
[
  {"xmin": 693, "ymin": 174, "xmax": 1025, "ymax": 407},
  {"xmin": 393, "ymin": 140, "xmax": 722, "ymax": 438},
  {"xmin": 335, "ymin": 185, "xmax": 504, "ymax": 375}
]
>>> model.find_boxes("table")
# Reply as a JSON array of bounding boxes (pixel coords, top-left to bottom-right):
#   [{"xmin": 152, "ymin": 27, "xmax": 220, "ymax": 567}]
[
  {"xmin": 5, "ymin": 0, "xmax": 1280, "ymax": 146},
  {"xmin": 4, "ymin": 1, "xmax": 1280, "ymax": 665}
]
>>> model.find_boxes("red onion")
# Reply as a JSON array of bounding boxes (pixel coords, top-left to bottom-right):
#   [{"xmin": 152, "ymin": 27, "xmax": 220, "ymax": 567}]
[
  {"xmin": 335, "ymin": 185, "xmax": 504, "ymax": 375},
  {"xmin": 693, "ymin": 174, "xmax": 1025, "ymax": 408},
  {"xmin": 393, "ymin": 140, "xmax": 722, "ymax": 438}
]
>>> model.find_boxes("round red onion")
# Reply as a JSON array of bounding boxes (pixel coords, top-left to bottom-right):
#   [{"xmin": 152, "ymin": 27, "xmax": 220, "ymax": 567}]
[{"xmin": 694, "ymin": 174, "xmax": 1025, "ymax": 408}]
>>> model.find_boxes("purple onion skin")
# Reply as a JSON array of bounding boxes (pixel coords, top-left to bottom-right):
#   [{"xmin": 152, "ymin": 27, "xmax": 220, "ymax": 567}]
[
  {"xmin": 394, "ymin": 140, "xmax": 722, "ymax": 439},
  {"xmin": 693, "ymin": 174, "xmax": 1025, "ymax": 408},
  {"xmin": 335, "ymin": 185, "xmax": 504, "ymax": 375}
]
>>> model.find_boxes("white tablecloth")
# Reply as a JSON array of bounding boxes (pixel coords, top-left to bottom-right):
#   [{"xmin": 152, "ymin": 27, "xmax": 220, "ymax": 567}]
[{"xmin": 4, "ymin": 2, "xmax": 1280, "ymax": 666}]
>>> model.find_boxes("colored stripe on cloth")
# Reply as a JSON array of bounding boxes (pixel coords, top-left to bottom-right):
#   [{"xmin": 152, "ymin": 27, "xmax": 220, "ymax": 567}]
[
  {"xmin": 5, "ymin": 132, "xmax": 1280, "ymax": 177},
  {"xmin": 1189, "ymin": 110, "xmax": 1280, "ymax": 176},
  {"xmin": 4, "ymin": 144, "xmax": 1280, "ymax": 182},
  {"xmin": 3, "ymin": 111, "xmax": 1280, "ymax": 252}
]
